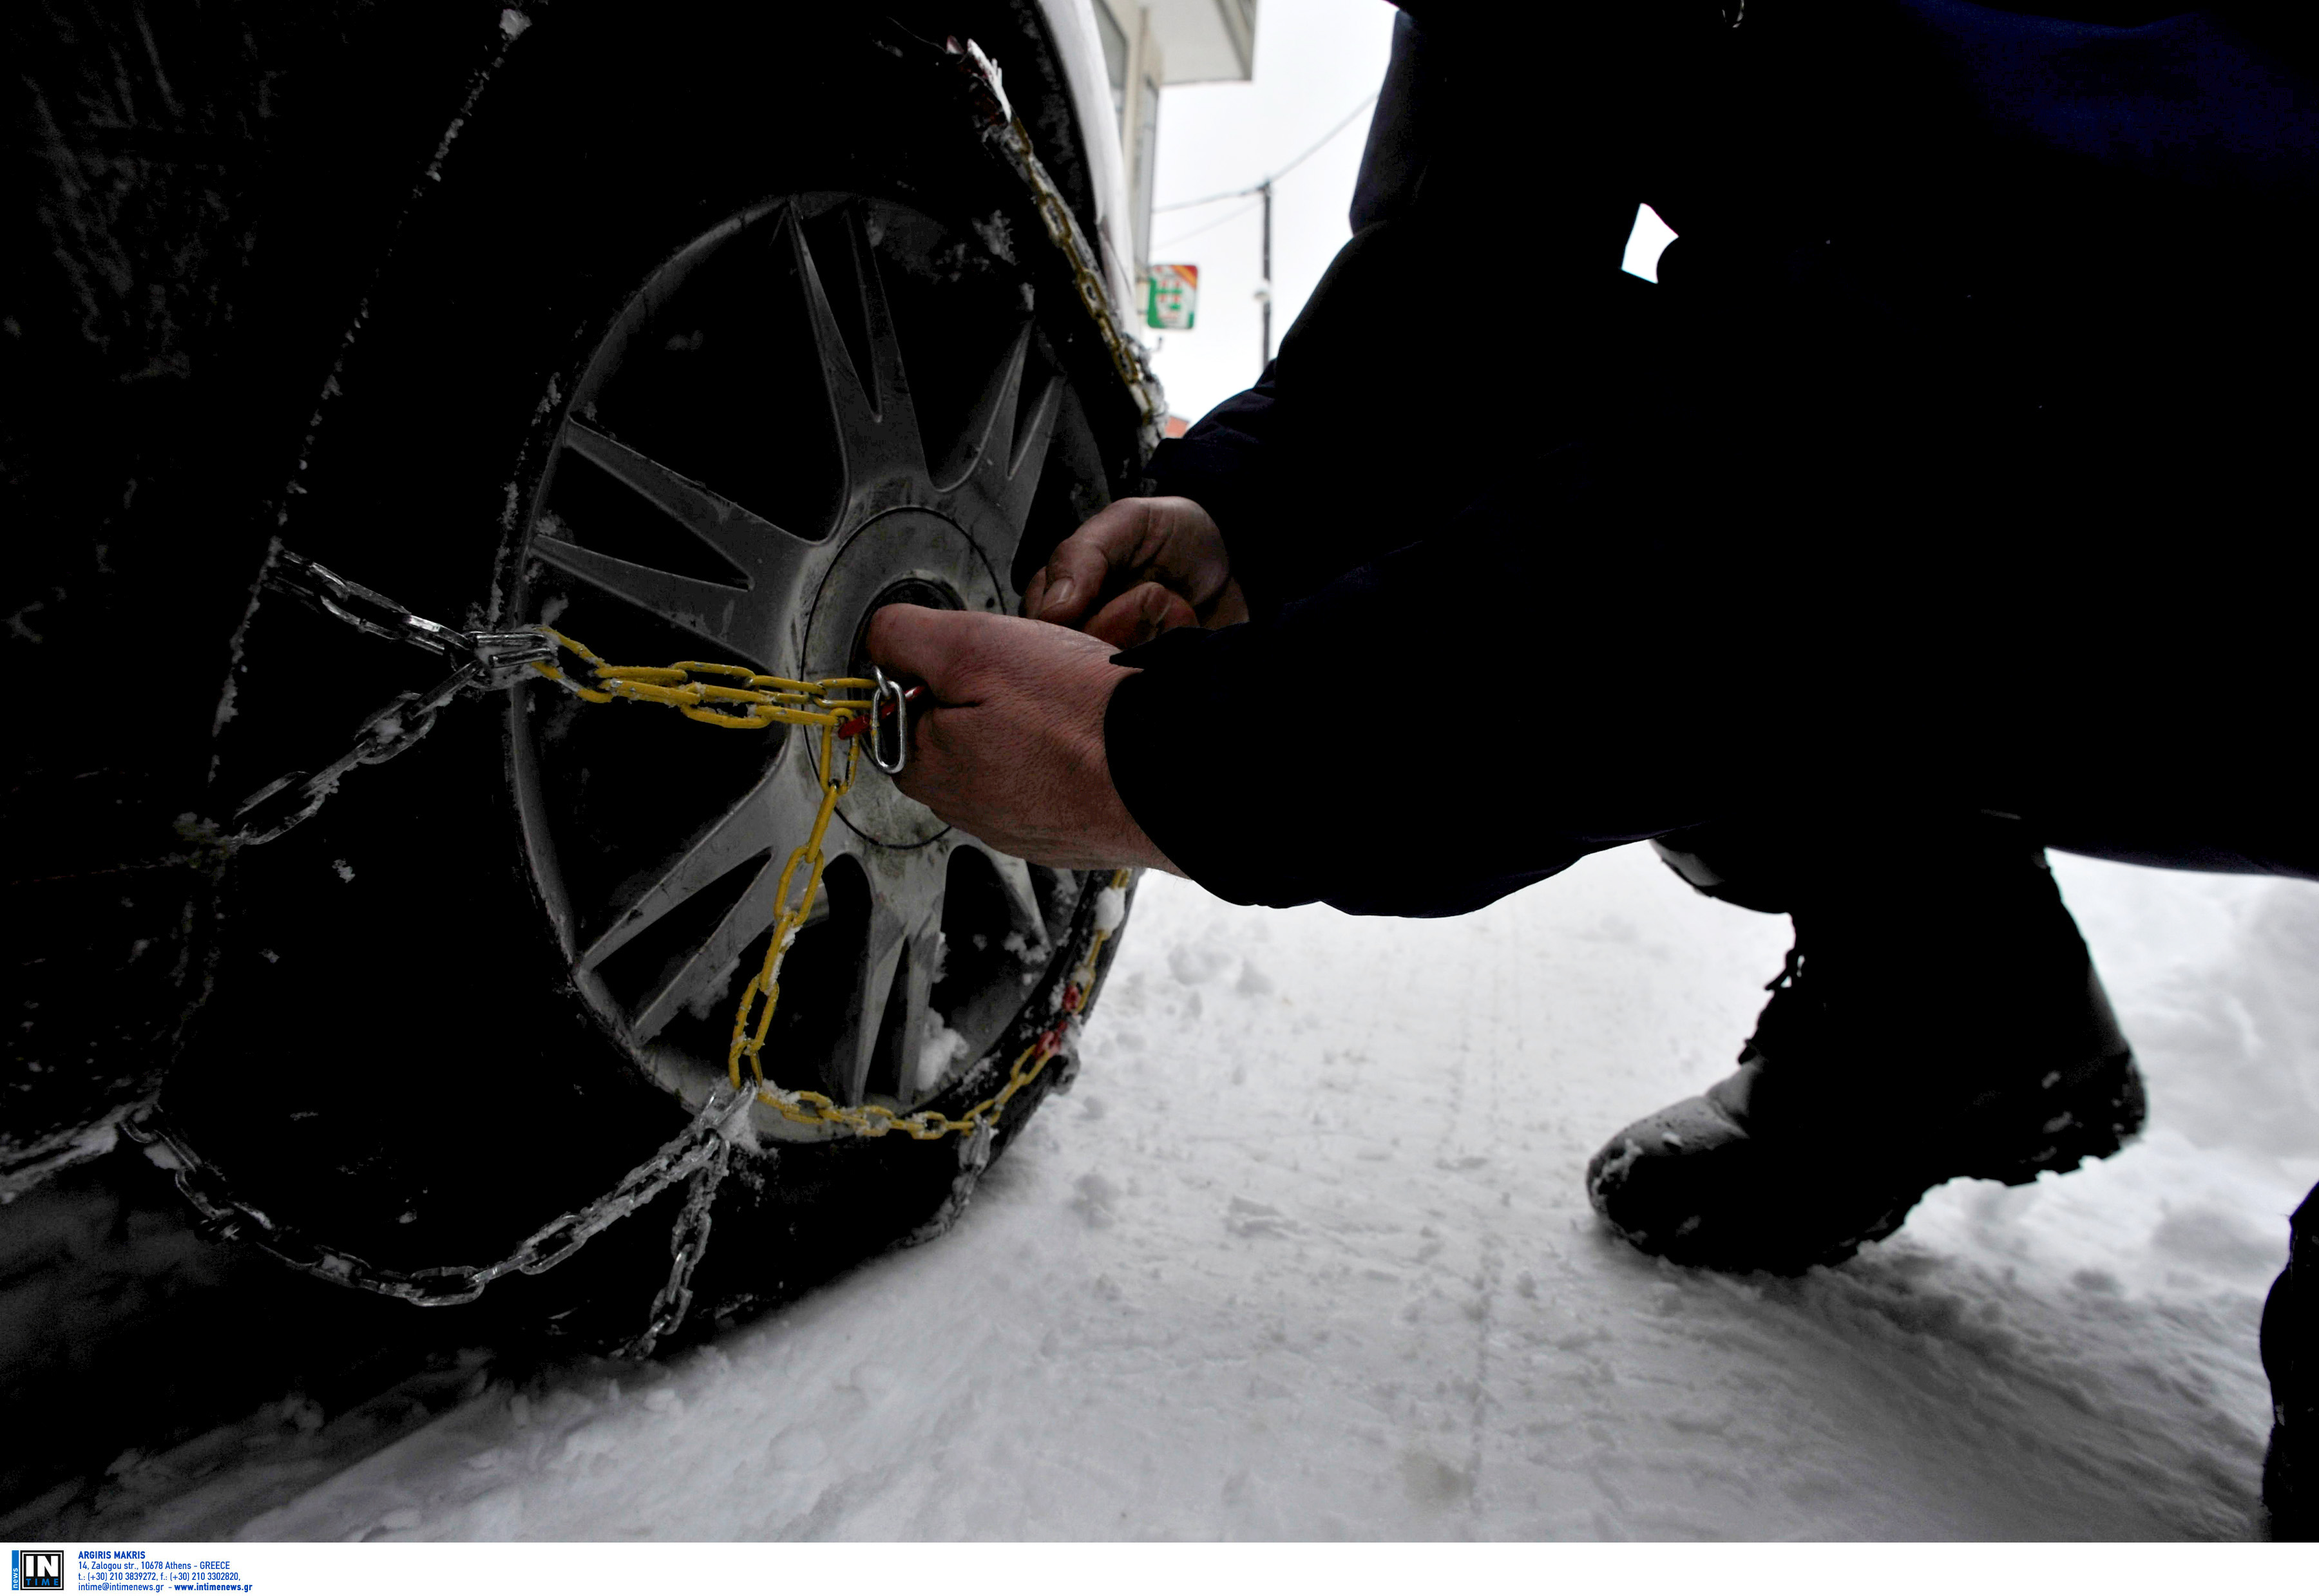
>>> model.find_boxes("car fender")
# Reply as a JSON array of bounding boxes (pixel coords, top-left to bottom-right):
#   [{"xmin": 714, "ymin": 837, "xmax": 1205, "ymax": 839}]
[{"xmin": 1035, "ymin": 0, "xmax": 1141, "ymax": 323}]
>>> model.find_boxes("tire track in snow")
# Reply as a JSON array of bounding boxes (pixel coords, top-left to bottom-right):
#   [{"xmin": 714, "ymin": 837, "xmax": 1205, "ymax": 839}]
[{"xmin": 56, "ymin": 848, "xmax": 2309, "ymax": 1540}]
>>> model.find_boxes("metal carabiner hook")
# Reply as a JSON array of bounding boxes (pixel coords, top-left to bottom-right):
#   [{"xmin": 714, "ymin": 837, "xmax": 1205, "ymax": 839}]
[{"xmin": 869, "ymin": 665, "xmax": 908, "ymax": 776}]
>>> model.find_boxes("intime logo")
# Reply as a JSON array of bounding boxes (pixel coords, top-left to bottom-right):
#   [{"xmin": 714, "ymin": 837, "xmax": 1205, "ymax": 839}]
[{"xmin": 10, "ymin": 1551, "xmax": 64, "ymax": 1591}]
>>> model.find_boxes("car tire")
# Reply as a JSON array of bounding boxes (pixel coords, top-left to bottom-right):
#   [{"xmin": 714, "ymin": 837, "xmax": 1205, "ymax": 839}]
[{"xmin": 158, "ymin": 8, "xmax": 1143, "ymax": 1349}]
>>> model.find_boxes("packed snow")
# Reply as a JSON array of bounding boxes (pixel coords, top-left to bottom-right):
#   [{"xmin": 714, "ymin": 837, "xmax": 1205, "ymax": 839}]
[{"xmin": 106, "ymin": 845, "xmax": 2319, "ymax": 1538}]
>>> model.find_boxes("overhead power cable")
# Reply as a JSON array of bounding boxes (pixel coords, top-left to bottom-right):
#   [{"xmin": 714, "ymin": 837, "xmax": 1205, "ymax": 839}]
[
  {"xmin": 1152, "ymin": 195, "xmax": 1266, "ymax": 252},
  {"xmin": 1150, "ymin": 91, "xmax": 1382, "ymax": 215}
]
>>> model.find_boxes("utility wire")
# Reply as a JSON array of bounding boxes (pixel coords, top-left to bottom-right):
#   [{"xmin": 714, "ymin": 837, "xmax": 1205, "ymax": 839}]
[
  {"xmin": 1152, "ymin": 195, "xmax": 1266, "ymax": 252},
  {"xmin": 1150, "ymin": 90, "xmax": 1381, "ymax": 215}
]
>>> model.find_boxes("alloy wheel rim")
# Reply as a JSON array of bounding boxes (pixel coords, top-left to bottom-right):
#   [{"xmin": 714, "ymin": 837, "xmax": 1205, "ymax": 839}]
[{"xmin": 508, "ymin": 193, "xmax": 1084, "ymax": 1140}]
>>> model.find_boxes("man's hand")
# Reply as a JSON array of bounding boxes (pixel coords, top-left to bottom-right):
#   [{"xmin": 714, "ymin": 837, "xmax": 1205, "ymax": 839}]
[
  {"xmin": 866, "ymin": 605, "xmax": 1181, "ymax": 873},
  {"xmin": 1022, "ymin": 495, "xmax": 1248, "ymax": 647}
]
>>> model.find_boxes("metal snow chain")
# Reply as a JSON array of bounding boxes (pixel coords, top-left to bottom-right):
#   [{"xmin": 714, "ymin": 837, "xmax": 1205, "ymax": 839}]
[
  {"xmin": 620, "ymin": 1131, "xmax": 732, "ymax": 1360},
  {"xmin": 945, "ymin": 37, "xmax": 1165, "ymax": 456},
  {"xmin": 123, "ymin": 1085, "xmax": 749, "ymax": 1309},
  {"xmin": 229, "ymin": 547, "xmax": 557, "ymax": 845},
  {"xmin": 207, "ymin": 562, "xmax": 1123, "ymax": 1337},
  {"xmin": 530, "ymin": 626, "xmax": 904, "ymax": 760},
  {"xmin": 531, "ymin": 629, "xmax": 1131, "ymax": 1143}
]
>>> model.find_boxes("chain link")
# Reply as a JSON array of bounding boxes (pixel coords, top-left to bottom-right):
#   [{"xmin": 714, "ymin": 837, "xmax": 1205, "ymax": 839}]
[
  {"xmin": 124, "ymin": 1087, "xmax": 748, "ymax": 1307},
  {"xmin": 618, "ymin": 1133, "xmax": 732, "ymax": 1360},
  {"xmin": 188, "ymin": 606, "xmax": 1132, "ymax": 1338},
  {"xmin": 946, "ymin": 38, "xmax": 1165, "ymax": 456},
  {"xmin": 530, "ymin": 631, "xmax": 1132, "ymax": 1144},
  {"xmin": 530, "ymin": 627, "xmax": 883, "ymax": 731},
  {"xmin": 260, "ymin": 547, "xmax": 548, "ymax": 674},
  {"xmin": 228, "ymin": 547, "xmax": 555, "ymax": 846}
]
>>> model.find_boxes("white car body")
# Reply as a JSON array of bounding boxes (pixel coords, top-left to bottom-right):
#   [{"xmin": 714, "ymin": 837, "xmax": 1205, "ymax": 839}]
[{"xmin": 1036, "ymin": 0, "xmax": 1144, "ymax": 342}]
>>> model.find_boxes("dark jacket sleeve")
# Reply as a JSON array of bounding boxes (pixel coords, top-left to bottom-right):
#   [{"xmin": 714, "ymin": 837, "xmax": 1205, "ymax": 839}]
[
  {"xmin": 1107, "ymin": 465, "xmax": 1754, "ymax": 917},
  {"xmin": 1350, "ymin": 10, "xmax": 1436, "ymax": 234},
  {"xmin": 1142, "ymin": 0, "xmax": 1686, "ymax": 621},
  {"xmin": 1141, "ymin": 365, "xmax": 1290, "ymax": 607}
]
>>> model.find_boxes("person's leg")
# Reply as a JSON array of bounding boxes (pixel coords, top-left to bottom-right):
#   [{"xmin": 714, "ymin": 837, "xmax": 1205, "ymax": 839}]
[
  {"xmin": 1586, "ymin": 810, "xmax": 2144, "ymax": 1271},
  {"xmin": 2264, "ymin": 1184, "xmax": 2318, "ymax": 1537}
]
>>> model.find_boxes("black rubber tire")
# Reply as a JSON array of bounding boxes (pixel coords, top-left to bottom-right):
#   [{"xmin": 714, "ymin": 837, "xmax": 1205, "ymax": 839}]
[
  {"xmin": 3, "ymin": 3, "xmax": 494, "ymax": 1198},
  {"xmin": 161, "ymin": 7, "xmax": 1141, "ymax": 1349}
]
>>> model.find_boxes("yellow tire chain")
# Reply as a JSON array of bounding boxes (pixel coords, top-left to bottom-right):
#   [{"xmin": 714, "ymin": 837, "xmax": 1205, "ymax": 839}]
[{"xmin": 535, "ymin": 628, "xmax": 1130, "ymax": 1142}]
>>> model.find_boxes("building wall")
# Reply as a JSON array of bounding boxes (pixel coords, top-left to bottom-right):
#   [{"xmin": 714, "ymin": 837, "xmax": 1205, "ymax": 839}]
[{"xmin": 1091, "ymin": 0, "xmax": 1257, "ymax": 290}]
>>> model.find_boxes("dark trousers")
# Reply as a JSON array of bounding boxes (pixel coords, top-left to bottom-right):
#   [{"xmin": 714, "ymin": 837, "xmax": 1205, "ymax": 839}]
[{"xmin": 2266, "ymin": 1189, "xmax": 2318, "ymax": 1535}]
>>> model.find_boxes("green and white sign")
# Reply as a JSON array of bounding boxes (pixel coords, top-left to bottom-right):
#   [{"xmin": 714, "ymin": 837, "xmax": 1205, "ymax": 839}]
[{"xmin": 1145, "ymin": 263, "xmax": 1198, "ymax": 331}]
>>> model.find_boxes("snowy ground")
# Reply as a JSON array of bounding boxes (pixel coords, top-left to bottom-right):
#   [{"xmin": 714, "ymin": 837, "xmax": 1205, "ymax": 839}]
[{"xmin": 111, "ymin": 846, "xmax": 2319, "ymax": 1539}]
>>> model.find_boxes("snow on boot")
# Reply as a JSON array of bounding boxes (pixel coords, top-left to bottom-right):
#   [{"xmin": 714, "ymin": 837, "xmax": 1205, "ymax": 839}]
[{"xmin": 1586, "ymin": 831, "xmax": 2145, "ymax": 1274}]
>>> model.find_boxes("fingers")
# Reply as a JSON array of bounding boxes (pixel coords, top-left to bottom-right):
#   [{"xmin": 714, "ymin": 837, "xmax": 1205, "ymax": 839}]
[
  {"xmin": 1024, "ymin": 497, "xmax": 1235, "ymax": 632},
  {"xmin": 864, "ymin": 603, "xmax": 981, "ymax": 703},
  {"xmin": 1085, "ymin": 582, "xmax": 1199, "ymax": 650},
  {"xmin": 1199, "ymin": 576, "xmax": 1252, "ymax": 632},
  {"xmin": 885, "ymin": 707, "xmax": 948, "ymax": 806},
  {"xmin": 1026, "ymin": 500, "xmax": 1146, "ymax": 627},
  {"xmin": 861, "ymin": 607, "xmax": 1176, "ymax": 870},
  {"xmin": 868, "ymin": 603, "xmax": 1122, "ymax": 702}
]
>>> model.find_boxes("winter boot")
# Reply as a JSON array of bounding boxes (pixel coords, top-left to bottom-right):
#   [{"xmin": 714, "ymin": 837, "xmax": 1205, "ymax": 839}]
[
  {"xmin": 2264, "ymin": 1184, "xmax": 2319, "ymax": 1539},
  {"xmin": 1585, "ymin": 817, "xmax": 2146, "ymax": 1273}
]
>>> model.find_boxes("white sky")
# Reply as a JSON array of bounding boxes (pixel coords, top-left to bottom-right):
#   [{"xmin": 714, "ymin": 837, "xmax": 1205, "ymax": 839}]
[{"xmin": 1142, "ymin": 0, "xmax": 1400, "ymax": 424}]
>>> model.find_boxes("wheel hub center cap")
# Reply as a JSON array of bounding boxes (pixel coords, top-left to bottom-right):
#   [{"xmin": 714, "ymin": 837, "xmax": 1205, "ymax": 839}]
[{"xmin": 803, "ymin": 506, "xmax": 1004, "ymax": 849}]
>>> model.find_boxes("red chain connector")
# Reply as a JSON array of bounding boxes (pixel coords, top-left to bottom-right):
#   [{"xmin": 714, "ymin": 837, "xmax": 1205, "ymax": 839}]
[{"xmin": 836, "ymin": 684, "xmax": 923, "ymax": 742}]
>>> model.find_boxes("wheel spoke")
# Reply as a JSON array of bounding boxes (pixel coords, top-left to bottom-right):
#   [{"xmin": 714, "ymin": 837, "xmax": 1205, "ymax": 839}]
[
  {"xmin": 962, "ymin": 842, "xmax": 1045, "ymax": 942},
  {"xmin": 937, "ymin": 321, "xmax": 1030, "ymax": 494},
  {"xmin": 890, "ymin": 922, "xmax": 944, "ymax": 1097},
  {"xmin": 531, "ymin": 535, "xmax": 768, "ymax": 665},
  {"xmin": 830, "ymin": 898, "xmax": 907, "ymax": 1104},
  {"xmin": 560, "ymin": 419, "xmax": 817, "ymax": 584},
  {"xmin": 825, "ymin": 844, "xmax": 950, "ymax": 1103},
  {"xmin": 938, "ymin": 317, "xmax": 1062, "ymax": 573},
  {"xmin": 631, "ymin": 762, "xmax": 843, "ymax": 1041},
  {"xmin": 787, "ymin": 205, "xmax": 924, "ymax": 485},
  {"xmin": 576, "ymin": 759, "xmax": 826, "ymax": 973},
  {"xmin": 628, "ymin": 853, "xmax": 782, "ymax": 1043},
  {"xmin": 990, "ymin": 371, "xmax": 1062, "ymax": 541}
]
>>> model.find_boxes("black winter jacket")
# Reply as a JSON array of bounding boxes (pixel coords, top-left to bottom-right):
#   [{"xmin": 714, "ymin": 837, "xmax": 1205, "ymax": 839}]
[{"xmin": 1110, "ymin": 1, "xmax": 2319, "ymax": 914}]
